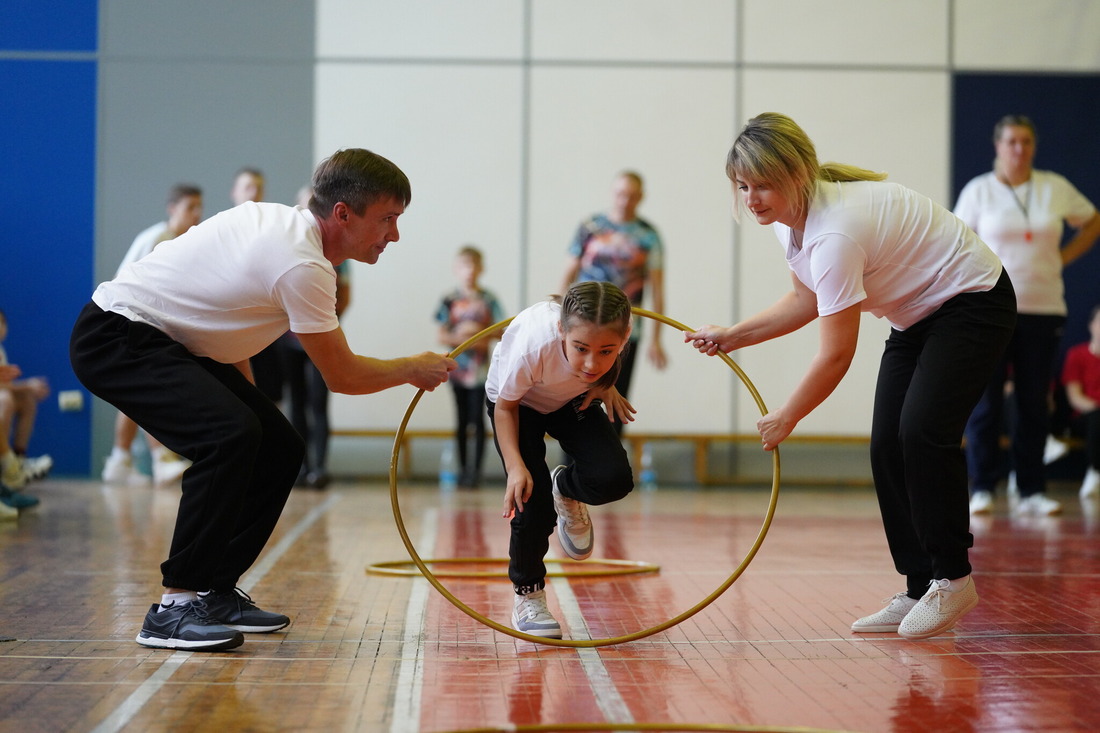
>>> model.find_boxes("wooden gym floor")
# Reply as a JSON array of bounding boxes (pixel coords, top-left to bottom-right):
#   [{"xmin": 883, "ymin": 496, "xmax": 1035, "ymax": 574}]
[{"xmin": 1, "ymin": 474, "xmax": 1098, "ymax": 732}]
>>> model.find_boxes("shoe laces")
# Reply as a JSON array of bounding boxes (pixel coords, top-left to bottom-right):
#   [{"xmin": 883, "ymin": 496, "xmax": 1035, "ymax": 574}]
[
  {"xmin": 558, "ymin": 496, "xmax": 590, "ymax": 530},
  {"xmin": 204, "ymin": 587, "xmax": 257, "ymax": 610},
  {"xmin": 517, "ymin": 591, "xmax": 551, "ymax": 621}
]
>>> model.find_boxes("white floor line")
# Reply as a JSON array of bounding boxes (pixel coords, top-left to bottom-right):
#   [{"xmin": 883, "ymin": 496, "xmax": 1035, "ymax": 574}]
[
  {"xmin": 389, "ymin": 508, "xmax": 438, "ymax": 733},
  {"xmin": 550, "ymin": 570, "xmax": 634, "ymax": 726},
  {"xmin": 90, "ymin": 492, "xmax": 343, "ymax": 733}
]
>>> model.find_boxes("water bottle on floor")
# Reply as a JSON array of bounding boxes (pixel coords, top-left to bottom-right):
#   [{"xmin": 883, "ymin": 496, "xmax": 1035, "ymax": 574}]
[
  {"xmin": 640, "ymin": 443, "xmax": 657, "ymax": 492},
  {"xmin": 439, "ymin": 443, "xmax": 458, "ymax": 492}
]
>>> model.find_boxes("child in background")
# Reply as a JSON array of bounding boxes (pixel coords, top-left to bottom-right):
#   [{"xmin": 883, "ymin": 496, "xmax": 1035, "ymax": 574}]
[
  {"xmin": 0, "ymin": 308, "xmax": 50, "ymax": 517},
  {"xmin": 486, "ymin": 281, "xmax": 636, "ymax": 638},
  {"xmin": 1061, "ymin": 304, "xmax": 1100, "ymax": 499},
  {"xmin": 435, "ymin": 246, "xmax": 505, "ymax": 489}
]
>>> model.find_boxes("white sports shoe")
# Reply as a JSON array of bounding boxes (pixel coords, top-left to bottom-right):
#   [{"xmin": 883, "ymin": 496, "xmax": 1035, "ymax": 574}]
[
  {"xmin": 969, "ymin": 490, "xmax": 993, "ymax": 515},
  {"xmin": 1080, "ymin": 468, "xmax": 1099, "ymax": 499},
  {"xmin": 851, "ymin": 592, "xmax": 918, "ymax": 633},
  {"xmin": 21, "ymin": 454, "xmax": 53, "ymax": 481},
  {"xmin": 550, "ymin": 465, "xmax": 593, "ymax": 560},
  {"xmin": 102, "ymin": 451, "xmax": 134, "ymax": 484},
  {"xmin": 1043, "ymin": 435, "xmax": 1070, "ymax": 465},
  {"xmin": 152, "ymin": 451, "xmax": 189, "ymax": 486},
  {"xmin": 1014, "ymin": 493, "xmax": 1062, "ymax": 517},
  {"xmin": 511, "ymin": 590, "xmax": 562, "ymax": 638},
  {"xmin": 898, "ymin": 577, "xmax": 978, "ymax": 640}
]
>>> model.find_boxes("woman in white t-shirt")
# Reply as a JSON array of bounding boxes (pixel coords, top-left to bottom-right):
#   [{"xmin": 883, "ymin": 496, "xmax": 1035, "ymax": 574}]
[
  {"xmin": 955, "ymin": 115, "xmax": 1100, "ymax": 518},
  {"xmin": 486, "ymin": 281, "xmax": 635, "ymax": 639},
  {"xmin": 687, "ymin": 113, "xmax": 1015, "ymax": 640}
]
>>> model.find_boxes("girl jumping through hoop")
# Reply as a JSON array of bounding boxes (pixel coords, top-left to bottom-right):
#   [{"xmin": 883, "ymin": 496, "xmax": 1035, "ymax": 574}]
[{"xmin": 486, "ymin": 280, "xmax": 636, "ymax": 638}]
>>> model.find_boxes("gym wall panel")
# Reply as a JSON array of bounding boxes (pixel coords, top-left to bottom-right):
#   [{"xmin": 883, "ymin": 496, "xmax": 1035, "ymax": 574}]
[
  {"xmin": 316, "ymin": 0, "xmax": 523, "ymax": 59},
  {"xmin": 0, "ymin": 0, "xmax": 96, "ymax": 51},
  {"xmin": 742, "ymin": 0, "xmax": 949, "ymax": 67},
  {"xmin": 527, "ymin": 65, "xmax": 737, "ymax": 434},
  {"xmin": 314, "ymin": 62, "xmax": 525, "ymax": 431},
  {"xmin": 0, "ymin": 57, "xmax": 97, "ymax": 475},
  {"xmin": 954, "ymin": 0, "xmax": 1100, "ymax": 71},
  {"xmin": 530, "ymin": 0, "xmax": 737, "ymax": 63},
  {"xmin": 738, "ymin": 68, "xmax": 951, "ymax": 435}
]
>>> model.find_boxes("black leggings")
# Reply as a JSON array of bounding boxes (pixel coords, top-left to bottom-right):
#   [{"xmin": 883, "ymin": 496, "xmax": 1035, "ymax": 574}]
[
  {"xmin": 70, "ymin": 303, "xmax": 303, "ymax": 591},
  {"xmin": 487, "ymin": 396, "xmax": 633, "ymax": 593}
]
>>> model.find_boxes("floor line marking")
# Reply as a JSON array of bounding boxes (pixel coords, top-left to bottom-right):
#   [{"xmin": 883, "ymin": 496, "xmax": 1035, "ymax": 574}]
[
  {"xmin": 551, "ymin": 562, "xmax": 634, "ymax": 725},
  {"xmin": 90, "ymin": 492, "xmax": 342, "ymax": 733},
  {"xmin": 389, "ymin": 508, "xmax": 438, "ymax": 733}
]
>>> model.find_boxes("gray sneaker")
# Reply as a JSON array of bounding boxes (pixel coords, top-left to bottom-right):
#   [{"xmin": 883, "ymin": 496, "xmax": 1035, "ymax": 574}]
[
  {"xmin": 512, "ymin": 589, "xmax": 562, "ymax": 638},
  {"xmin": 136, "ymin": 600, "xmax": 244, "ymax": 651},
  {"xmin": 551, "ymin": 465, "xmax": 593, "ymax": 560}
]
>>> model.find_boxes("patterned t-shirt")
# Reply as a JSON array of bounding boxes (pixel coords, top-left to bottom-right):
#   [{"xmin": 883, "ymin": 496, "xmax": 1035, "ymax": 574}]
[
  {"xmin": 434, "ymin": 287, "xmax": 504, "ymax": 387},
  {"xmin": 568, "ymin": 213, "xmax": 663, "ymax": 320}
]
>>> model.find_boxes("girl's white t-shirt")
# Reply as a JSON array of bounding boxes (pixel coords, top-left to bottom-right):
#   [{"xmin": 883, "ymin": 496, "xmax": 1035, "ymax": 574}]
[
  {"xmin": 953, "ymin": 169, "xmax": 1096, "ymax": 315},
  {"xmin": 773, "ymin": 180, "xmax": 1002, "ymax": 331},
  {"xmin": 92, "ymin": 202, "xmax": 340, "ymax": 364},
  {"xmin": 485, "ymin": 300, "xmax": 590, "ymax": 414}
]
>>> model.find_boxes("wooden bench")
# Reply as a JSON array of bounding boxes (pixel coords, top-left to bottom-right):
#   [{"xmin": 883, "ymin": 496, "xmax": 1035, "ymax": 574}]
[{"xmin": 331, "ymin": 428, "xmax": 873, "ymax": 485}]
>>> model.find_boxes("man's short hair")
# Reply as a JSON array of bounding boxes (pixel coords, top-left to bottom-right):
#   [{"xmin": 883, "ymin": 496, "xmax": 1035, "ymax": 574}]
[{"xmin": 310, "ymin": 149, "xmax": 411, "ymax": 218}]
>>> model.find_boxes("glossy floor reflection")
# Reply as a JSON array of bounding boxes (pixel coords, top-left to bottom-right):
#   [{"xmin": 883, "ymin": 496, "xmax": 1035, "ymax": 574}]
[{"xmin": 0, "ymin": 477, "xmax": 1097, "ymax": 732}]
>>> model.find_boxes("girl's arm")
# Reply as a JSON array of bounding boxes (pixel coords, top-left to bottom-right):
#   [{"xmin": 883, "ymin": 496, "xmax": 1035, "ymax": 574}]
[
  {"xmin": 685, "ymin": 272, "xmax": 820, "ymax": 354},
  {"xmin": 494, "ymin": 397, "xmax": 534, "ymax": 518},
  {"xmin": 757, "ymin": 302, "xmax": 861, "ymax": 450}
]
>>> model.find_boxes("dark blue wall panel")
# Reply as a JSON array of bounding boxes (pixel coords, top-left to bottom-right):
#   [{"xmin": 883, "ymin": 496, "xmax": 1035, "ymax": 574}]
[
  {"xmin": 0, "ymin": 0, "xmax": 97, "ymax": 51},
  {"xmin": 0, "ymin": 55, "xmax": 97, "ymax": 473},
  {"xmin": 953, "ymin": 73, "xmax": 1100, "ymax": 359}
]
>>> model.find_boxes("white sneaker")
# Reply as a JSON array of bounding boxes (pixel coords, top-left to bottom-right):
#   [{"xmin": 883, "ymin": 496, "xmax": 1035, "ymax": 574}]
[
  {"xmin": 21, "ymin": 454, "xmax": 52, "ymax": 481},
  {"xmin": 851, "ymin": 592, "xmax": 918, "ymax": 633},
  {"xmin": 1, "ymin": 453, "xmax": 27, "ymax": 490},
  {"xmin": 511, "ymin": 589, "xmax": 562, "ymax": 638},
  {"xmin": 152, "ymin": 451, "xmax": 189, "ymax": 486},
  {"xmin": 102, "ymin": 451, "xmax": 133, "ymax": 484},
  {"xmin": 969, "ymin": 490, "xmax": 993, "ymax": 515},
  {"xmin": 1014, "ymin": 493, "xmax": 1062, "ymax": 516},
  {"xmin": 1043, "ymin": 435, "xmax": 1070, "ymax": 465},
  {"xmin": 898, "ymin": 577, "xmax": 978, "ymax": 640},
  {"xmin": 1006, "ymin": 471, "xmax": 1018, "ymax": 499},
  {"xmin": 0, "ymin": 498, "xmax": 18, "ymax": 520},
  {"xmin": 550, "ymin": 465, "xmax": 593, "ymax": 560},
  {"xmin": 1080, "ymin": 468, "xmax": 1100, "ymax": 499}
]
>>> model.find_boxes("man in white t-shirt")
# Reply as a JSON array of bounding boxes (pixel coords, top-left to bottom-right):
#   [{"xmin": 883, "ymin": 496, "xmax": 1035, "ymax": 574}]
[{"xmin": 70, "ymin": 149, "xmax": 456, "ymax": 652}]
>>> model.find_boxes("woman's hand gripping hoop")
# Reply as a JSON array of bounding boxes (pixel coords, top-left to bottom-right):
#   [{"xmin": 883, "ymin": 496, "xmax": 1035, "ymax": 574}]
[{"xmin": 386, "ymin": 307, "xmax": 781, "ymax": 647}]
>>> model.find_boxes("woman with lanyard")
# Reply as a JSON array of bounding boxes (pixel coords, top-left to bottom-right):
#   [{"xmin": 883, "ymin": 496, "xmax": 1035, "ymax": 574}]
[{"xmin": 956, "ymin": 115, "xmax": 1100, "ymax": 517}]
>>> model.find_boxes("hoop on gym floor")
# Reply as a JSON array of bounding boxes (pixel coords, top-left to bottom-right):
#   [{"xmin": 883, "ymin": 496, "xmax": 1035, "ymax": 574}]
[
  {"xmin": 366, "ymin": 556, "xmax": 660, "ymax": 579},
  {"xmin": 386, "ymin": 307, "xmax": 781, "ymax": 647}
]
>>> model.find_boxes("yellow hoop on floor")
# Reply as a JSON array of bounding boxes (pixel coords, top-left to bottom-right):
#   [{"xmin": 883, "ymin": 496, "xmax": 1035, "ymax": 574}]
[
  {"xmin": 387, "ymin": 307, "xmax": 781, "ymax": 647},
  {"xmin": 439, "ymin": 725, "xmax": 855, "ymax": 733},
  {"xmin": 366, "ymin": 556, "xmax": 660, "ymax": 578}
]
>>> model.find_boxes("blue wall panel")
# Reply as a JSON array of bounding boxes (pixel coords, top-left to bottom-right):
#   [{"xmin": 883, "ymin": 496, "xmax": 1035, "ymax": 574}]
[
  {"xmin": 0, "ymin": 55, "xmax": 96, "ymax": 474},
  {"xmin": 0, "ymin": 0, "xmax": 97, "ymax": 51}
]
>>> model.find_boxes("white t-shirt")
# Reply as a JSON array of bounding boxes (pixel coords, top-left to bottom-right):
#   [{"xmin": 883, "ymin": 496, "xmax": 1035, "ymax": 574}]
[
  {"xmin": 485, "ymin": 300, "xmax": 590, "ymax": 414},
  {"xmin": 92, "ymin": 202, "xmax": 340, "ymax": 364},
  {"xmin": 953, "ymin": 170, "xmax": 1096, "ymax": 315},
  {"xmin": 773, "ymin": 180, "xmax": 1002, "ymax": 331}
]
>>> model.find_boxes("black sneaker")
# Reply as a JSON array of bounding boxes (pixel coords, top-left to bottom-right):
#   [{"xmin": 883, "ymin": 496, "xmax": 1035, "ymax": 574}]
[
  {"xmin": 135, "ymin": 600, "xmax": 244, "ymax": 651},
  {"xmin": 201, "ymin": 587, "xmax": 290, "ymax": 633}
]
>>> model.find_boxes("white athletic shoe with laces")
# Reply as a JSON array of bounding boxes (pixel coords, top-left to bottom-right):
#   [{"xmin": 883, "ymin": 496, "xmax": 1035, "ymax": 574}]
[
  {"xmin": 898, "ymin": 577, "xmax": 978, "ymax": 640},
  {"xmin": 851, "ymin": 592, "xmax": 918, "ymax": 633},
  {"xmin": 550, "ymin": 465, "xmax": 593, "ymax": 560},
  {"xmin": 511, "ymin": 590, "xmax": 562, "ymax": 638},
  {"xmin": 101, "ymin": 451, "xmax": 134, "ymax": 484}
]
